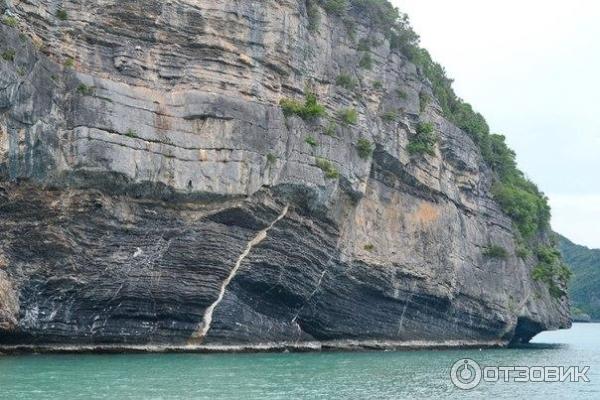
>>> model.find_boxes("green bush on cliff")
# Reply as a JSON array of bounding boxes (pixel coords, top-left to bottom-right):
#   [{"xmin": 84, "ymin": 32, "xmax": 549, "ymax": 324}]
[
  {"xmin": 307, "ymin": 1, "xmax": 321, "ymax": 31},
  {"xmin": 532, "ymin": 246, "xmax": 572, "ymax": 299},
  {"xmin": 483, "ymin": 245, "xmax": 508, "ymax": 259},
  {"xmin": 338, "ymin": 108, "xmax": 358, "ymax": 125},
  {"xmin": 359, "ymin": 53, "xmax": 373, "ymax": 69},
  {"xmin": 407, "ymin": 122, "xmax": 436, "ymax": 156},
  {"xmin": 356, "ymin": 138, "xmax": 373, "ymax": 159},
  {"xmin": 357, "ymin": 38, "xmax": 372, "ymax": 51},
  {"xmin": 350, "ymin": 0, "xmax": 410, "ymax": 35},
  {"xmin": 1, "ymin": 49, "xmax": 15, "ymax": 62},
  {"xmin": 316, "ymin": 0, "xmax": 419, "ymax": 51},
  {"xmin": 419, "ymin": 92, "xmax": 430, "ymax": 113},
  {"xmin": 305, "ymin": 136, "xmax": 318, "ymax": 147},
  {"xmin": 309, "ymin": 0, "xmax": 351, "ymax": 31},
  {"xmin": 280, "ymin": 92, "xmax": 327, "ymax": 120},
  {"xmin": 489, "ymin": 138, "xmax": 551, "ymax": 239},
  {"xmin": 2, "ymin": 16, "xmax": 18, "ymax": 27},
  {"xmin": 492, "ymin": 181, "xmax": 549, "ymax": 238},
  {"xmin": 319, "ymin": 0, "xmax": 348, "ymax": 15},
  {"xmin": 125, "ymin": 129, "xmax": 137, "ymax": 138},
  {"xmin": 323, "ymin": 120, "xmax": 338, "ymax": 136},
  {"xmin": 381, "ymin": 111, "xmax": 397, "ymax": 122},
  {"xmin": 56, "ymin": 9, "xmax": 68, "ymax": 21},
  {"xmin": 77, "ymin": 84, "xmax": 94, "ymax": 96},
  {"xmin": 315, "ymin": 157, "xmax": 340, "ymax": 179},
  {"xmin": 336, "ymin": 73, "xmax": 357, "ymax": 90}
]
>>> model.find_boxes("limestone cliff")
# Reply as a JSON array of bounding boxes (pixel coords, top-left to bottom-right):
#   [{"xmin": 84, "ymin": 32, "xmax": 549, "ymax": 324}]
[{"xmin": 0, "ymin": 0, "xmax": 569, "ymax": 351}]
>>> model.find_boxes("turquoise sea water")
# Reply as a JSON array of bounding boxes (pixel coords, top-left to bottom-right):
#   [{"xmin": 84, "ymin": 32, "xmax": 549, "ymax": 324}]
[{"xmin": 1, "ymin": 323, "xmax": 598, "ymax": 399}]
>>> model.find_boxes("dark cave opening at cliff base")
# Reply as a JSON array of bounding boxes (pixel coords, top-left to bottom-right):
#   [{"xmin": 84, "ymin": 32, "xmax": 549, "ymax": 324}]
[{"xmin": 509, "ymin": 317, "xmax": 546, "ymax": 346}]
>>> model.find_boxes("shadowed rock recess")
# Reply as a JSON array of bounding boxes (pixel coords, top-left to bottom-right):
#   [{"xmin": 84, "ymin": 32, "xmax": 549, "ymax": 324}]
[{"xmin": 0, "ymin": 1, "xmax": 569, "ymax": 351}]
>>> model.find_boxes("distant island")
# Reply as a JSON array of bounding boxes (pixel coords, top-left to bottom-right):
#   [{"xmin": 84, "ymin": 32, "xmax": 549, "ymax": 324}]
[{"xmin": 559, "ymin": 235, "xmax": 600, "ymax": 322}]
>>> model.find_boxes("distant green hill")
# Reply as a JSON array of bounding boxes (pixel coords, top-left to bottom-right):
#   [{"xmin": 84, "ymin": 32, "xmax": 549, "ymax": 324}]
[{"xmin": 558, "ymin": 235, "xmax": 600, "ymax": 320}]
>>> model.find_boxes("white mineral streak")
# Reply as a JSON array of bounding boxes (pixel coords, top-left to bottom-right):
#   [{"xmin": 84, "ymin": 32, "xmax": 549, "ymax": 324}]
[{"xmin": 191, "ymin": 204, "xmax": 289, "ymax": 341}]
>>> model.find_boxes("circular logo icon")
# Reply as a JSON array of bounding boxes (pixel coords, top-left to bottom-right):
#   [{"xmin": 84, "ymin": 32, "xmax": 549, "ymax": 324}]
[{"xmin": 450, "ymin": 358, "xmax": 482, "ymax": 390}]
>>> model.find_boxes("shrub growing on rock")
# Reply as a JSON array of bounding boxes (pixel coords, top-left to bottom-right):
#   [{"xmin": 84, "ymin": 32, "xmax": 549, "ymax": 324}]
[
  {"xmin": 280, "ymin": 92, "xmax": 327, "ymax": 120},
  {"xmin": 336, "ymin": 74, "xmax": 357, "ymax": 90},
  {"xmin": 315, "ymin": 158, "xmax": 340, "ymax": 179},
  {"xmin": 319, "ymin": 0, "xmax": 348, "ymax": 15},
  {"xmin": 56, "ymin": 9, "xmax": 68, "ymax": 21},
  {"xmin": 492, "ymin": 180, "xmax": 550, "ymax": 239},
  {"xmin": 305, "ymin": 136, "xmax": 318, "ymax": 147},
  {"xmin": 356, "ymin": 138, "xmax": 373, "ymax": 159},
  {"xmin": 381, "ymin": 111, "xmax": 397, "ymax": 122},
  {"xmin": 407, "ymin": 122, "xmax": 437, "ymax": 156},
  {"xmin": 359, "ymin": 53, "xmax": 373, "ymax": 69},
  {"xmin": 77, "ymin": 84, "xmax": 94, "ymax": 96},
  {"xmin": 307, "ymin": 2, "xmax": 321, "ymax": 31},
  {"xmin": 1, "ymin": 49, "xmax": 15, "ymax": 62},
  {"xmin": 483, "ymin": 245, "xmax": 508, "ymax": 259},
  {"xmin": 419, "ymin": 92, "xmax": 430, "ymax": 113},
  {"xmin": 396, "ymin": 89, "xmax": 408, "ymax": 100},
  {"xmin": 338, "ymin": 108, "xmax": 358, "ymax": 125},
  {"xmin": 357, "ymin": 38, "xmax": 372, "ymax": 51},
  {"xmin": 2, "ymin": 16, "xmax": 18, "ymax": 27},
  {"xmin": 532, "ymin": 246, "xmax": 572, "ymax": 299},
  {"xmin": 323, "ymin": 120, "xmax": 337, "ymax": 136}
]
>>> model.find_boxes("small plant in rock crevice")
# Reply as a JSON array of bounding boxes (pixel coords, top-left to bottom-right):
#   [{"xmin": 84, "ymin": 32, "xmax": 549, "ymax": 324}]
[
  {"xmin": 323, "ymin": 120, "xmax": 337, "ymax": 136},
  {"xmin": 280, "ymin": 92, "xmax": 327, "ymax": 121},
  {"xmin": 56, "ymin": 9, "xmax": 68, "ymax": 21},
  {"xmin": 305, "ymin": 136, "xmax": 318, "ymax": 147},
  {"xmin": 483, "ymin": 245, "xmax": 508, "ymax": 259},
  {"xmin": 381, "ymin": 111, "xmax": 397, "ymax": 123},
  {"xmin": 359, "ymin": 53, "xmax": 373, "ymax": 70},
  {"xmin": 356, "ymin": 138, "xmax": 373, "ymax": 159},
  {"xmin": 336, "ymin": 73, "xmax": 357, "ymax": 91},
  {"xmin": 407, "ymin": 121, "xmax": 437, "ymax": 156},
  {"xmin": 338, "ymin": 108, "xmax": 358, "ymax": 125},
  {"xmin": 2, "ymin": 16, "xmax": 18, "ymax": 27},
  {"xmin": 1, "ymin": 49, "xmax": 15, "ymax": 62},
  {"xmin": 315, "ymin": 157, "xmax": 340, "ymax": 179},
  {"xmin": 125, "ymin": 129, "xmax": 137, "ymax": 138},
  {"xmin": 77, "ymin": 84, "xmax": 94, "ymax": 96}
]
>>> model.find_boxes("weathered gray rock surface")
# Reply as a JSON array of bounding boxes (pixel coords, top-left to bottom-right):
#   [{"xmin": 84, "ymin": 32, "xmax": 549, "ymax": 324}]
[{"xmin": 0, "ymin": 0, "xmax": 569, "ymax": 350}]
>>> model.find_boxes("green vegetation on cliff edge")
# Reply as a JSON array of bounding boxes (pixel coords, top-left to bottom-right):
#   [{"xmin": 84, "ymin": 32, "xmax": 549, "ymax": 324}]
[
  {"xmin": 310, "ymin": 0, "xmax": 566, "ymax": 297},
  {"xmin": 315, "ymin": 0, "xmax": 551, "ymax": 241}
]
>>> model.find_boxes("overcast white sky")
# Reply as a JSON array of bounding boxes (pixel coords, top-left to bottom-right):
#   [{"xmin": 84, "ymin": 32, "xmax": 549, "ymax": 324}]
[{"xmin": 393, "ymin": 0, "xmax": 600, "ymax": 248}]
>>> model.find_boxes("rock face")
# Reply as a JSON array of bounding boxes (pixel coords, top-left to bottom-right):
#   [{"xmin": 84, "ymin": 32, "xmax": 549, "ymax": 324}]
[{"xmin": 0, "ymin": 1, "xmax": 569, "ymax": 350}]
